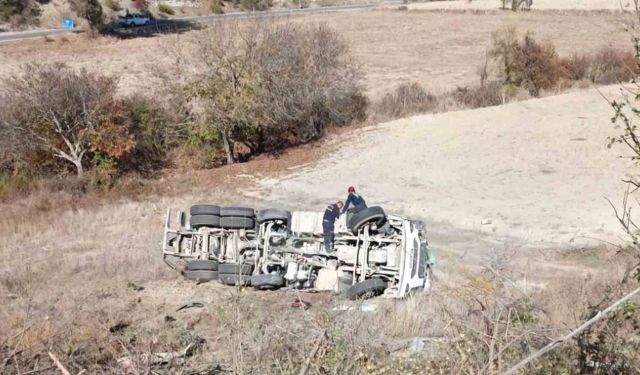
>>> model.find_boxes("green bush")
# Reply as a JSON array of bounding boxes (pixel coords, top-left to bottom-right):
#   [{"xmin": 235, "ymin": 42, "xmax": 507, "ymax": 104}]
[
  {"xmin": 240, "ymin": 0, "xmax": 271, "ymax": 11},
  {"xmin": 87, "ymin": 153, "xmax": 118, "ymax": 190},
  {"xmin": 158, "ymin": 2, "xmax": 174, "ymax": 14},
  {"xmin": 120, "ymin": 96, "xmax": 178, "ymax": 174},
  {"xmin": 211, "ymin": 0, "xmax": 223, "ymax": 13}
]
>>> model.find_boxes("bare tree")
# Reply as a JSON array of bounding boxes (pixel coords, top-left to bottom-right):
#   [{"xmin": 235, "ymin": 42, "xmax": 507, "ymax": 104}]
[{"xmin": 0, "ymin": 63, "xmax": 123, "ymax": 175}]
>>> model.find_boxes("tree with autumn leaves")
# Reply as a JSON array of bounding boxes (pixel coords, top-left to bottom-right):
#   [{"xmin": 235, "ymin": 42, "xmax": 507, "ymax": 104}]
[{"xmin": 0, "ymin": 63, "xmax": 135, "ymax": 176}]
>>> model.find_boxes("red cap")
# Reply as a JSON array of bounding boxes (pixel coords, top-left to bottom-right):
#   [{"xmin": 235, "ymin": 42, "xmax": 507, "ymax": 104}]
[{"xmin": 348, "ymin": 186, "xmax": 355, "ymax": 193}]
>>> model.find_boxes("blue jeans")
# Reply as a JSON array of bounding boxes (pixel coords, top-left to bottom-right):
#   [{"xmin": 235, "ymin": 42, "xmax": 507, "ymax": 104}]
[{"xmin": 323, "ymin": 222, "xmax": 334, "ymax": 252}]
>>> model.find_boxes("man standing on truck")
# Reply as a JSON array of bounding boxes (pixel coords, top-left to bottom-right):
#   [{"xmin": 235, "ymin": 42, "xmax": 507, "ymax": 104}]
[
  {"xmin": 342, "ymin": 186, "xmax": 367, "ymax": 222},
  {"xmin": 323, "ymin": 200, "xmax": 344, "ymax": 253}
]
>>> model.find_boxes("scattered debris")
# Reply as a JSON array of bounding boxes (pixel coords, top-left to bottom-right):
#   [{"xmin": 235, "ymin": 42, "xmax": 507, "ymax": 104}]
[
  {"xmin": 109, "ymin": 321, "xmax": 130, "ymax": 333},
  {"xmin": 388, "ymin": 336, "xmax": 446, "ymax": 357},
  {"xmin": 118, "ymin": 351, "xmax": 184, "ymax": 370},
  {"xmin": 176, "ymin": 302, "xmax": 204, "ymax": 312},
  {"xmin": 127, "ymin": 282, "xmax": 144, "ymax": 292},
  {"xmin": 332, "ymin": 299, "xmax": 378, "ymax": 312},
  {"xmin": 117, "ymin": 342, "xmax": 201, "ymax": 371},
  {"xmin": 291, "ymin": 299, "xmax": 311, "ymax": 310},
  {"xmin": 481, "ymin": 218, "xmax": 493, "ymax": 225}
]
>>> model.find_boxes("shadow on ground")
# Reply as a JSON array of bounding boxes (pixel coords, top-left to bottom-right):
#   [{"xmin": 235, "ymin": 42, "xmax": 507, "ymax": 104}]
[{"xmin": 103, "ymin": 18, "xmax": 200, "ymax": 39}]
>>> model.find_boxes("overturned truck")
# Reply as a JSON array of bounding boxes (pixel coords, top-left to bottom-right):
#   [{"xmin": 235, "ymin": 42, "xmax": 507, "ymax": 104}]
[{"xmin": 162, "ymin": 205, "xmax": 434, "ymax": 299}]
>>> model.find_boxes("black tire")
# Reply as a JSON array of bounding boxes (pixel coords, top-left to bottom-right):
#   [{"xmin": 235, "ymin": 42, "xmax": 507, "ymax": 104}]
[
  {"xmin": 251, "ymin": 274, "xmax": 285, "ymax": 290},
  {"xmin": 338, "ymin": 277, "xmax": 353, "ymax": 293},
  {"xmin": 220, "ymin": 207, "xmax": 255, "ymax": 218},
  {"xmin": 186, "ymin": 260, "xmax": 218, "ymax": 271},
  {"xmin": 190, "ymin": 204, "xmax": 221, "ymax": 216},
  {"xmin": 256, "ymin": 209, "xmax": 291, "ymax": 224},
  {"xmin": 349, "ymin": 206, "xmax": 387, "ymax": 234},
  {"xmin": 347, "ymin": 278, "xmax": 388, "ymax": 300},
  {"xmin": 220, "ymin": 216, "xmax": 255, "ymax": 230},
  {"xmin": 219, "ymin": 273, "xmax": 251, "ymax": 286},
  {"xmin": 218, "ymin": 263, "xmax": 253, "ymax": 275},
  {"xmin": 184, "ymin": 270, "xmax": 218, "ymax": 282},
  {"xmin": 190, "ymin": 214, "xmax": 221, "ymax": 228}
]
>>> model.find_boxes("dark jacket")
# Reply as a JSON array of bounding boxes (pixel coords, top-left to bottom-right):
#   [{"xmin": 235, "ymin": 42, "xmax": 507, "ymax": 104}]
[
  {"xmin": 323, "ymin": 203, "xmax": 341, "ymax": 226},
  {"xmin": 342, "ymin": 192, "xmax": 366, "ymax": 214}
]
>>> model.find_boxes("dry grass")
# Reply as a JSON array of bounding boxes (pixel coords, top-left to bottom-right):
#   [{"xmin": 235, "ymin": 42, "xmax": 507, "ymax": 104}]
[
  {"xmin": 0, "ymin": 9, "xmax": 631, "ymax": 99},
  {"xmin": 0, "ymin": 170, "xmax": 633, "ymax": 373}
]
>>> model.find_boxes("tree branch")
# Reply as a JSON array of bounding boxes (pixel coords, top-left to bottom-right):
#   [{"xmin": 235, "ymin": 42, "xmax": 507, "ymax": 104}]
[{"xmin": 502, "ymin": 286, "xmax": 640, "ymax": 375}]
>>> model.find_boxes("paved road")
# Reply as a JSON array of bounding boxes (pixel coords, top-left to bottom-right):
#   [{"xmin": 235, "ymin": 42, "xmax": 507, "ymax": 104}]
[
  {"xmin": 0, "ymin": 2, "xmax": 399, "ymax": 43},
  {"xmin": 0, "ymin": 28, "xmax": 79, "ymax": 42}
]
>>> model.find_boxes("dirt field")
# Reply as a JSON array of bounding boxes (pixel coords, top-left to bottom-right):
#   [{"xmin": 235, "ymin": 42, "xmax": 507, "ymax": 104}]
[
  {"xmin": 0, "ymin": 8, "xmax": 631, "ymax": 98},
  {"xmin": 406, "ymin": 0, "xmax": 635, "ymax": 11},
  {"xmin": 255, "ymin": 85, "xmax": 633, "ymax": 248}
]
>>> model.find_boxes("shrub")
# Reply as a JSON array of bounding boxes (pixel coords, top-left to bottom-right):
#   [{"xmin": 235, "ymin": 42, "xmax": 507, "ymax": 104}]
[
  {"xmin": 104, "ymin": 0, "xmax": 121, "ymax": 11},
  {"xmin": 0, "ymin": 63, "xmax": 132, "ymax": 176},
  {"xmin": 291, "ymin": 0, "xmax": 308, "ymax": 8},
  {"xmin": 211, "ymin": 0, "xmax": 223, "ymax": 13},
  {"xmin": 86, "ymin": 152, "xmax": 119, "ymax": 190},
  {"xmin": 375, "ymin": 82, "xmax": 437, "ymax": 120},
  {"xmin": 589, "ymin": 47, "xmax": 638, "ymax": 84},
  {"xmin": 0, "ymin": 170, "xmax": 36, "ymax": 199},
  {"xmin": 158, "ymin": 2, "xmax": 174, "ymax": 14},
  {"xmin": 491, "ymin": 28, "xmax": 562, "ymax": 96},
  {"xmin": 560, "ymin": 53, "xmax": 592, "ymax": 81},
  {"xmin": 515, "ymin": 34, "xmax": 561, "ymax": 95},
  {"xmin": 120, "ymin": 96, "xmax": 179, "ymax": 174},
  {"xmin": 70, "ymin": 0, "xmax": 104, "ymax": 29},
  {"xmin": 240, "ymin": 0, "xmax": 271, "ymax": 11},
  {"xmin": 0, "ymin": 0, "xmax": 41, "ymax": 27},
  {"xmin": 452, "ymin": 81, "xmax": 511, "ymax": 109},
  {"xmin": 172, "ymin": 21, "xmax": 366, "ymax": 164}
]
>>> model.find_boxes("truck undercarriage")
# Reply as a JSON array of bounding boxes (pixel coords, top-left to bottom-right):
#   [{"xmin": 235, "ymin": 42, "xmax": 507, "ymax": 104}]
[{"xmin": 162, "ymin": 205, "xmax": 434, "ymax": 299}]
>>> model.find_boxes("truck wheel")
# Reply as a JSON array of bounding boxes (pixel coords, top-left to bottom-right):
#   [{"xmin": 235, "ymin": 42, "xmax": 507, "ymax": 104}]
[
  {"xmin": 348, "ymin": 206, "xmax": 387, "ymax": 234},
  {"xmin": 220, "ymin": 207, "xmax": 255, "ymax": 218},
  {"xmin": 256, "ymin": 209, "xmax": 291, "ymax": 224},
  {"xmin": 190, "ymin": 204, "xmax": 221, "ymax": 216},
  {"xmin": 190, "ymin": 214, "xmax": 221, "ymax": 228},
  {"xmin": 218, "ymin": 263, "xmax": 253, "ymax": 275},
  {"xmin": 250, "ymin": 274, "xmax": 285, "ymax": 290},
  {"xmin": 347, "ymin": 278, "xmax": 388, "ymax": 300},
  {"xmin": 184, "ymin": 270, "xmax": 218, "ymax": 282},
  {"xmin": 218, "ymin": 273, "xmax": 251, "ymax": 286},
  {"xmin": 186, "ymin": 260, "xmax": 218, "ymax": 271},
  {"xmin": 220, "ymin": 216, "xmax": 255, "ymax": 230}
]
